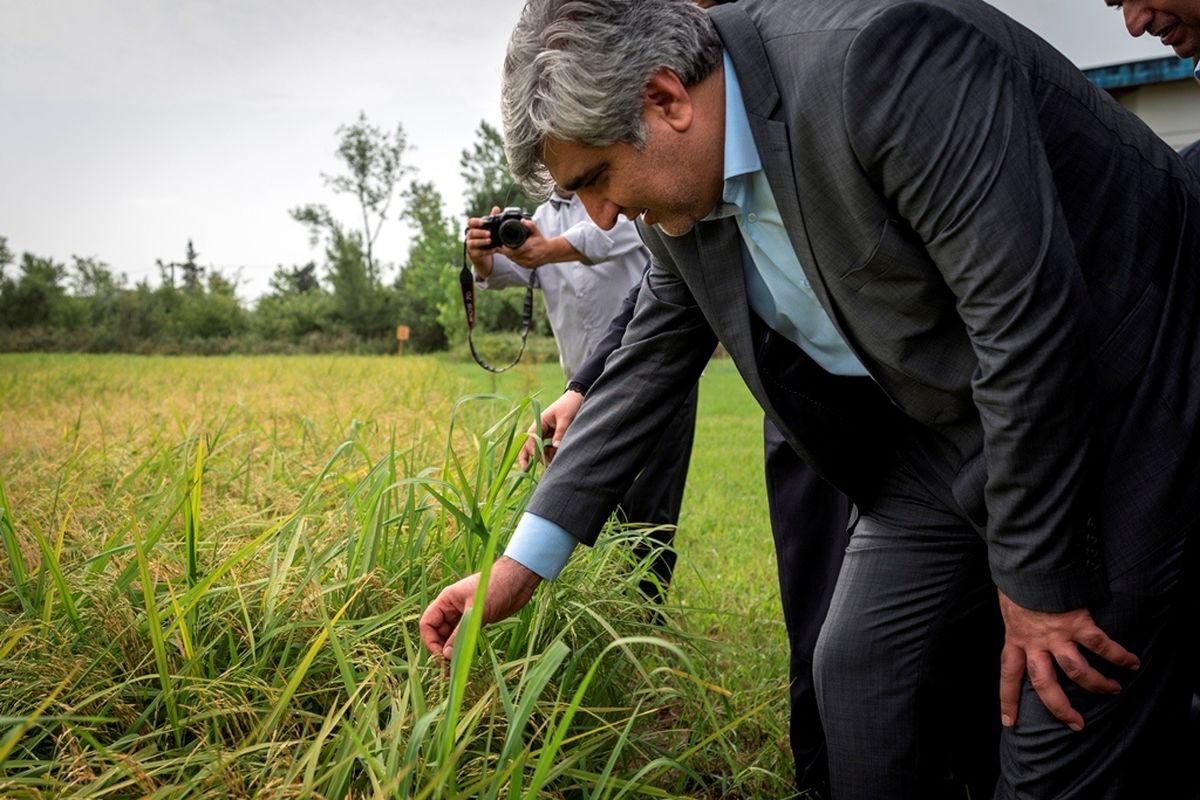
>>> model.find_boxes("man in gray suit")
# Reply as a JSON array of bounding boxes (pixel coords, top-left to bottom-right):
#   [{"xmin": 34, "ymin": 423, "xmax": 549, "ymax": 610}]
[{"xmin": 422, "ymin": 1, "xmax": 1200, "ymax": 796}]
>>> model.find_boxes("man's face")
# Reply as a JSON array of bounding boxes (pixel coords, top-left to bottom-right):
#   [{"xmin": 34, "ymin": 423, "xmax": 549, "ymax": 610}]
[
  {"xmin": 539, "ymin": 71, "xmax": 726, "ymax": 238},
  {"xmin": 1106, "ymin": 0, "xmax": 1200, "ymax": 58}
]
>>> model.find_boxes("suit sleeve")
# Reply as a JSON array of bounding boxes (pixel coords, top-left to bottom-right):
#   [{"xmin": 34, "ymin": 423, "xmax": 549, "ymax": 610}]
[
  {"xmin": 843, "ymin": 4, "xmax": 1101, "ymax": 611},
  {"xmin": 525, "ymin": 254, "xmax": 716, "ymax": 545}
]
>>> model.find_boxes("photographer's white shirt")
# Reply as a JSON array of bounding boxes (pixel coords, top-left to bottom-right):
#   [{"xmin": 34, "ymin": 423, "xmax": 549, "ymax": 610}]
[{"xmin": 475, "ymin": 192, "xmax": 649, "ymax": 379}]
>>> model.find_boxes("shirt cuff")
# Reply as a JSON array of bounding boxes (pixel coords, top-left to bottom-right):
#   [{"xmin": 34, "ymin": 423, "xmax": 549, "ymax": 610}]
[{"xmin": 502, "ymin": 512, "xmax": 578, "ymax": 579}]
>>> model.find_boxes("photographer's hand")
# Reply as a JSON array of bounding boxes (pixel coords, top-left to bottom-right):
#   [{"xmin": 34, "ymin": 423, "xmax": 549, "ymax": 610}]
[
  {"xmin": 501, "ymin": 224, "xmax": 587, "ymax": 269},
  {"xmin": 465, "ymin": 206, "xmax": 502, "ymax": 279}
]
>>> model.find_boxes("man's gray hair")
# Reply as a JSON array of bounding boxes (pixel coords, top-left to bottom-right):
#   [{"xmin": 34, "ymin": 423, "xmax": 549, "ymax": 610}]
[{"xmin": 502, "ymin": 0, "xmax": 723, "ymax": 197}]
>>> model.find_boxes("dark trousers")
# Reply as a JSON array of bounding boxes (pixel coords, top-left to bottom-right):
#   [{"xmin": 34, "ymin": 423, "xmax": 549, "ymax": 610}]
[
  {"xmin": 752, "ymin": 315, "xmax": 1195, "ymax": 799},
  {"xmin": 753, "ymin": 314, "xmax": 1001, "ymax": 798},
  {"xmin": 617, "ymin": 384, "xmax": 698, "ymax": 602},
  {"xmin": 764, "ymin": 419, "xmax": 852, "ymax": 795},
  {"xmin": 815, "ymin": 449, "xmax": 1193, "ymax": 799}
]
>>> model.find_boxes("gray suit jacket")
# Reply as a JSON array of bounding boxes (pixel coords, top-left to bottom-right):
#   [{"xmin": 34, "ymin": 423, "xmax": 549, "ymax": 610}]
[{"xmin": 526, "ymin": 0, "xmax": 1200, "ymax": 612}]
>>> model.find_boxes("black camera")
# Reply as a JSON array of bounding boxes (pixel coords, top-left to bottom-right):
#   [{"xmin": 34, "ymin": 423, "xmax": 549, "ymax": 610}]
[{"xmin": 482, "ymin": 207, "xmax": 533, "ymax": 249}]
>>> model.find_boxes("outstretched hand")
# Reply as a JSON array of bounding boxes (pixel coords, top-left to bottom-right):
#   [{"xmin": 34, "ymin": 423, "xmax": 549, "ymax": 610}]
[
  {"xmin": 419, "ymin": 556, "xmax": 542, "ymax": 662},
  {"xmin": 519, "ymin": 389, "xmax": 585, "ymax": 469},
  {"xmin": 997, "ymin": 589, "xmax": 1139, "ymax": 731}
]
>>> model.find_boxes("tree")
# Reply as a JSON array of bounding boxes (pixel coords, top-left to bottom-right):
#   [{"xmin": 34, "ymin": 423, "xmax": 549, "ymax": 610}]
[
  {"xmin": 0, "ymin": 253, "xmax": 69, "ymax": 329},
  {"xmin": 70, "ymin": 255, "xmax": 125, "ymax": 333},
  {"xmin": 293, "ymin": 112, "xmax": 411, "ymax": 282},
  {"xmin": 396, "ymin": 180, "xmax": 460, "ymax": 351},
  {"xmin": 0, "ymin": 236, "xmax": 12, "ymax": 282},
  {"xmin": 156, "ymin": 239, "xmax": 205, "ymax": 291},
  {"xmin": 71, "ymin": 255, "xmax": 124, "ymax": 299},
  {"xmin": 460, "ymin": 120, "xmax": 539, "ymax": 218},
  {"xmin": 268, "ymin": 262, "xmax": 320, "ymax": 296},
  {"xmin": 177, "ymin": 269, "xmax": 247, "ymax": 340},
  {"xmin": 181, "ymin": 239, "xmax": 204, "ymax": 290}
]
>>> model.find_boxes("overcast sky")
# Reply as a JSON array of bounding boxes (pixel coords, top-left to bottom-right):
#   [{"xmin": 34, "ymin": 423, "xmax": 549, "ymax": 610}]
[{"xmin": 0, "ymin": 1, "xmax": 1173, "ymax": 301}]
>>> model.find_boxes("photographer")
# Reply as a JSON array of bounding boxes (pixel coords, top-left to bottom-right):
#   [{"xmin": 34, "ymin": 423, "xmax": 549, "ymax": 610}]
[{"xmin": 465, "ymin": 188, "xmax": 698, "ymax": 603}]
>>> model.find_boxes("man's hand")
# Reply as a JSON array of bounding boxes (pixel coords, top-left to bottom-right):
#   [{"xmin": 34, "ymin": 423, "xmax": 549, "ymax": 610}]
[
  {"xmin": 419, "ymin": 556, "xmax": 542, "ymax": 661},
  {"xmin": 465, "ymin": 205, "xmax": 502, "ymax": 278},
  {"xmin": 997, "ymin": 589, "xmax": 1139, "ymax": 731},
  {"xmin": 519, "ymin": 389, "xmax": 585, "ymax": 469}
]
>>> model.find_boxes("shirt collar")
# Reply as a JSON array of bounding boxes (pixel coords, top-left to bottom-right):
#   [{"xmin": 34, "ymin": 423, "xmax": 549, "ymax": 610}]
[
  {"xmin": 704, "ymin": 50, "xmax": 761, "ymax": 221},
  {"xmin": 722, "ymin": 50, "xmax": 761, "ymax": 182}
]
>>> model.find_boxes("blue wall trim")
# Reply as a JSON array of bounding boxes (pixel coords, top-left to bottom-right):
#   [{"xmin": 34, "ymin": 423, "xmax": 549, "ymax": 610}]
[{"xmin": 1084, "ymin": 56, "xmax": 1195, "ymax": 90}]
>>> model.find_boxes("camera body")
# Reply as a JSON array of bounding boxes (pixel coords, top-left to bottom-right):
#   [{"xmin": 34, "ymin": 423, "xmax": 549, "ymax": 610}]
[{"xmin": 482, "ymin": 207, "xmax": 533, "ymax": 249}]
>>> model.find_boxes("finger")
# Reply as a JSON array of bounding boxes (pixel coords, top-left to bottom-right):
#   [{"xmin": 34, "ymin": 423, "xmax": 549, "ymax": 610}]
[
  {"xmin": 443, "ymin": 624, "xmax": 462, "ymax": 663},
  {"xmin": 1077, "ymin": 624, "xmax": 1141, "ymax": 672},
  {"xmin": 999, "ymin": 642, "xmax": 1025, "ymax": 727},
  {"xmin": 1026, "ymin": 650, "xmax": 1085, "ymax": 731},
  {"xmin": 1052, "ymin": 644, "xmax": 1121, "ymax": 695},
  {"xmin": 518, "ymin": 438, "xmax": 536, "ymax": 470},
  {"xmin": 419, "ymin": 602, "xmax": 452, "ymax": 656}
]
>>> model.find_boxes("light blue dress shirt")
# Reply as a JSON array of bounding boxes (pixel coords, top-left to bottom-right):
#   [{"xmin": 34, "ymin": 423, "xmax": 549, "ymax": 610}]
[{"xmin": 504, "ymin": 52, "xmax": 863, "ymax": 580}]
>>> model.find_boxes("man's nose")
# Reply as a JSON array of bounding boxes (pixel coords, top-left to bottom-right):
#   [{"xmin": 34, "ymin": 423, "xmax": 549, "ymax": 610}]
[
  {"xmin": 1124, "ymin": 5, "xmax": 1154, "ymax": 37},
  {"xmin": 579, "ymin": 194, "xmax": 620, "ymax": 230}
]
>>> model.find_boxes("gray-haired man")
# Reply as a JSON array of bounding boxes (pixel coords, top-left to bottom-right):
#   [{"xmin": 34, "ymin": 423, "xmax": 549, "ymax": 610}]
[{"xmin": 423, "ymin": 1, "xmax": 1200, "ymax": 796}]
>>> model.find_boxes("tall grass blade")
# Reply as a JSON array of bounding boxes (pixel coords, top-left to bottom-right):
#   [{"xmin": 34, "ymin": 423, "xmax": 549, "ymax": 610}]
[
  {"xmin": 30, "ymin": 514, "xmax": 81, "ymax": 633},
  {"xmin": 0, "ymin": 475, "xmax": 32, "ymax": 613},
  {"xmin": 130, "ymin": 525, "xmax": 180, "ymax": 736},
  {"xmin": 185, "ymin": 435, "xmax": 205, "ymax": 589}
]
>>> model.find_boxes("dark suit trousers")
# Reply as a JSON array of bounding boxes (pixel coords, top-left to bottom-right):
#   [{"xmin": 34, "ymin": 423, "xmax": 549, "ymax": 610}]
[
  {"xmin": 753, "ymin": 316, "xmax": 1001, "ymax": 798},
  {"xmin": 751, "ymin": 325, "xmax": 1196, "ymax": 799},
  {"xmin": 764, "ymin": 418, "xmax": 852, "ymax": 795},
  {"xmin": 616, "ymin": 383, "xmax": 698, "ymax": 602}
]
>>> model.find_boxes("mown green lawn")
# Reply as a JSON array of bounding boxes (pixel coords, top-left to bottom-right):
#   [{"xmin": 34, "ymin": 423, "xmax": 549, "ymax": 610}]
[{"xmin": 0, "ymin": 352, "xmax": 794, "ymax": 798}]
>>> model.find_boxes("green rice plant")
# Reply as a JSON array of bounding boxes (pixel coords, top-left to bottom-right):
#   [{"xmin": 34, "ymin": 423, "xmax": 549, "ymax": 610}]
[
  {"xmin": 0, "ymin": 354, "xmax": 793, "ymax": 798},
  {"xmin": 0, "ymin": 475, "xmax": 31, "ymax": 614}
]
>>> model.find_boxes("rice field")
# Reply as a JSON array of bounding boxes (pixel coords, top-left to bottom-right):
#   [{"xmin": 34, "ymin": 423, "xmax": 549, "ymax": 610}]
[{"xmin": 0, "ymin": 352, "xmax": 795, "ymax": 798}]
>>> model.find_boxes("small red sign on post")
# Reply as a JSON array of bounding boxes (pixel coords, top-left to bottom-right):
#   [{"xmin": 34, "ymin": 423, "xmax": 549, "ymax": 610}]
[{"xmin": 396, "ymin": 325, "xmax": 410, "ymax": 355}]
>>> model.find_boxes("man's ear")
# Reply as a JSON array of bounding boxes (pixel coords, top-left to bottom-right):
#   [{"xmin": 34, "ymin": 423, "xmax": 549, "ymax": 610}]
[{"xmin": 643, "ymin": 69, "xmax": 693, "ymax": 133}]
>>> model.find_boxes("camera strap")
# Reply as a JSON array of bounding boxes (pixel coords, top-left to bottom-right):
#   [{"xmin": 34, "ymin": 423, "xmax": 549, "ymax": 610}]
[{"xmin": 459, "ymin": 239, "xmax": 538, "ymax": 373}]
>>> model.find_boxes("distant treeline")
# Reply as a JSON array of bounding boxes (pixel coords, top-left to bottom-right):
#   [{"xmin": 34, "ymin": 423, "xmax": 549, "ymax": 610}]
[{"xmin": 0, "ymin": 118, "xmax": 552, "ymax": 356}]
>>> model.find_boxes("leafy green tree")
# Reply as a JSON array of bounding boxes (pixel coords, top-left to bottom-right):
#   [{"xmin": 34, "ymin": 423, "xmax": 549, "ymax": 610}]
[
  {"xmin": 0, "ymin": 236, "xmax": 12, "ymax": 282},
  {"xmin": 460, "ymin": 120, "xmax": 539, "ymax": 218},
  {"xmin": 0, "ymin": 253, "xmax": 69, "ymax": 329},
  {"xmin": 293, "ymin": 112, "xmax": 410, "ymax": 282},
  {"xmin": 110, "ymin": 280, "xmax": 170, "ymax": 349},
  {"xmin": 177, "ymin": 269, "xmax": 247, "ymax": 339},
  {"xmin": 323, "ymin": 228, "xmax": 396, "ymax": 338},
  {"xmin": 396, "ymin": 180, "xmax": 459, "ymax": 351},
  {"xmin": 67, "ymin": 256, "xmax": 126, "ymax": 345},
  {"xmin": 268, "ymin": 262, "xmax": 320, "ymax": 296}
]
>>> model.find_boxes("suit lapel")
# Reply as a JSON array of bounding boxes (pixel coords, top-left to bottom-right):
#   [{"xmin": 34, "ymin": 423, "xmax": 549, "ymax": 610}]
[
  {"xmin": 709, "ymin": 3, "xmax": 857, "ymax": 356},
  {"xmin": 690, "ymin": 219, "xmax": 768, "ymax": 399}
]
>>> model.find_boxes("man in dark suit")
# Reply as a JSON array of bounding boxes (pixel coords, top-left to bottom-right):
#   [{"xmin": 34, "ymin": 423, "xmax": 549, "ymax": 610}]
[
  {"xmin": 422, "ymin": 1, "xmax": 1200, "ymax": 796},
  {"xmin": 523, "ymin": 276, "xmax": 860, "ymax": 797}
]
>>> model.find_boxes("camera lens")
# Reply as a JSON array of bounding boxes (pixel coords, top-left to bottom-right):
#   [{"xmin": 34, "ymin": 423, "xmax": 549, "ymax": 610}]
[{"xmin": 498, "ymin": 219, "xmax": 530, "ymax": 249}]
